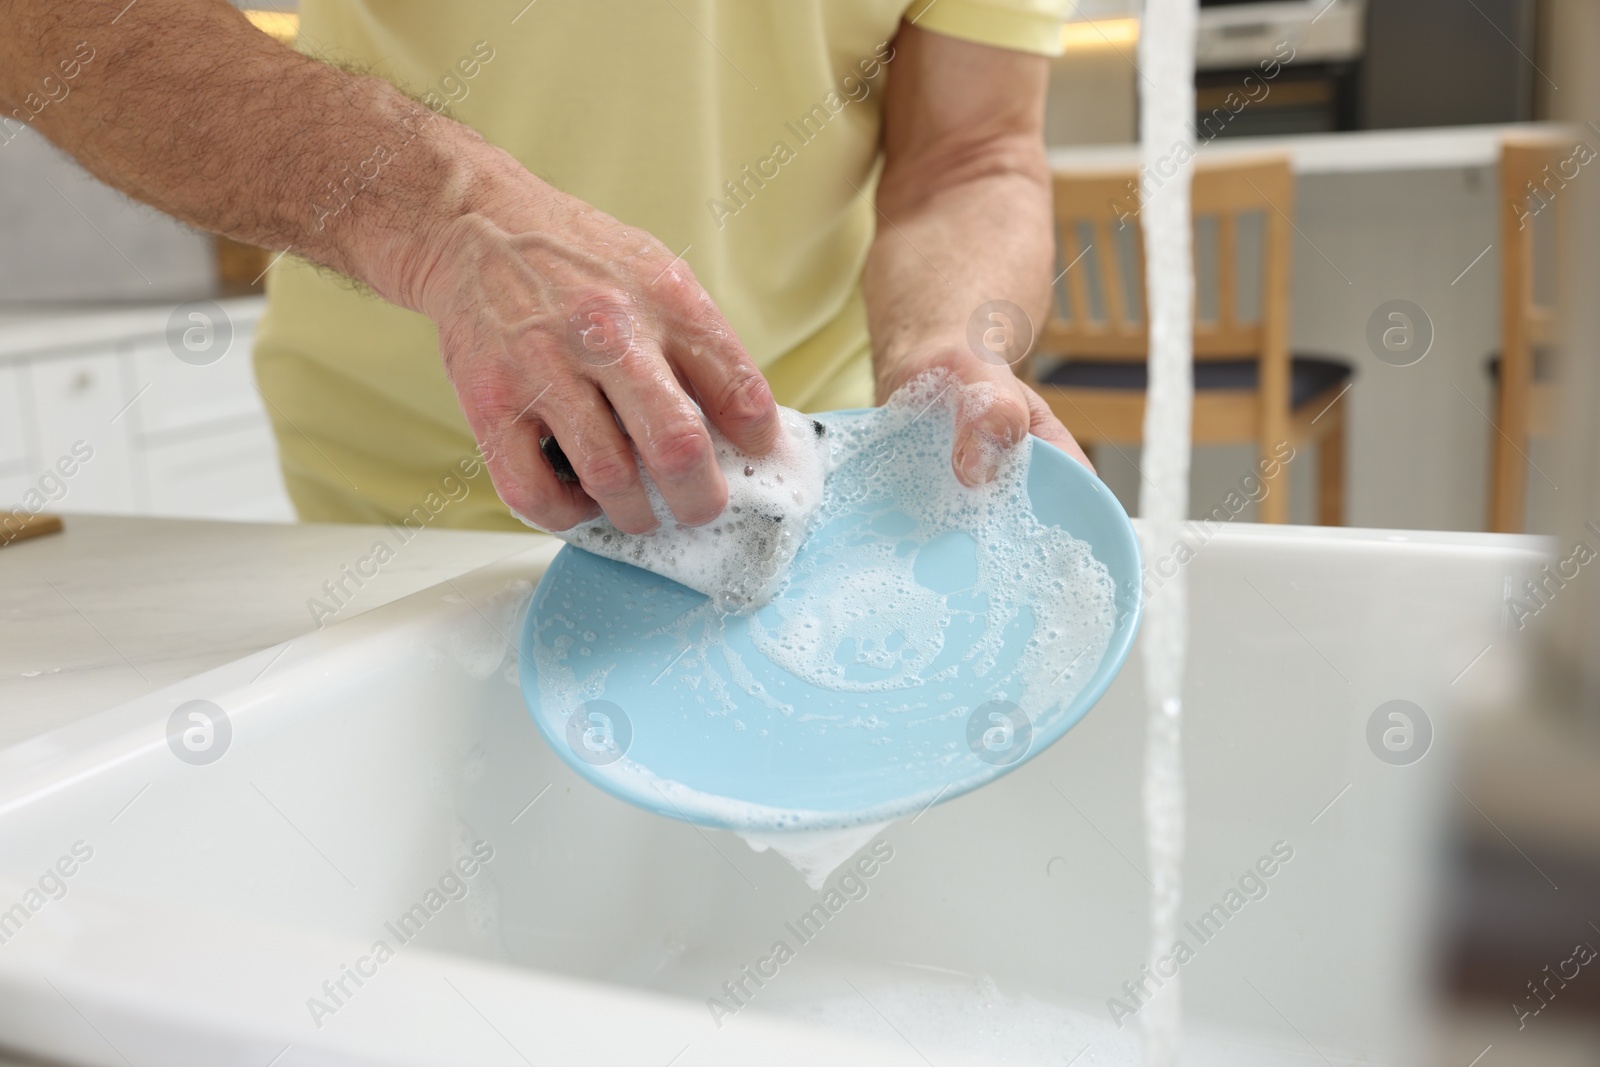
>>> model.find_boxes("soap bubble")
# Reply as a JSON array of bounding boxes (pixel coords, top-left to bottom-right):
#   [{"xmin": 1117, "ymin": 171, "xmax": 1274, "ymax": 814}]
[{"xmin": 166, "ymin": 699, "xmax": 231, "ymax": 765}]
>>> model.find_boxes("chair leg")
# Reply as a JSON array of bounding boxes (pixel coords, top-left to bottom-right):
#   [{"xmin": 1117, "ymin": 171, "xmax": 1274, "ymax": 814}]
[
  {"xmin": 1258, "ymin": 462, "xmax": 1289, "ymax": 523},
  {"xmin": 1488, "ymin": 387, "xmax": 1529, "ymax": 534},
  {"xmin": 1317, "ymin": 411, "xmax": 1345, "ymax": 527},
  {"xmin": 1259, "ymin": 426, "xmax": 1289, "ymax": 524}
]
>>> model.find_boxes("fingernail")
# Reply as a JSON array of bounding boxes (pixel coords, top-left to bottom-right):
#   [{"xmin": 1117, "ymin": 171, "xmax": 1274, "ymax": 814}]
[
  {"xmin": 975, "ymin": 410, "xmax": 1019, "ymax": 449},
  {"xmin": 956, "ymin": 434, "xmax": 998, "ymax": 485}
]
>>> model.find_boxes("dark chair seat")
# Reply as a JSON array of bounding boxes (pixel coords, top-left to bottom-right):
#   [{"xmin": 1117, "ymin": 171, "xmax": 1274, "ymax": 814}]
[{"xmin": 1041, "ymin": 355, "xmax": 1352, "ymax": 411}]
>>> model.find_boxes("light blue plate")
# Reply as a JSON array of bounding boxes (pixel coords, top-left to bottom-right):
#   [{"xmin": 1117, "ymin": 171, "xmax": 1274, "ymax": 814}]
[{"xmin": 519, "ymin": 409, "xmax": 1142, "ymax": 830}]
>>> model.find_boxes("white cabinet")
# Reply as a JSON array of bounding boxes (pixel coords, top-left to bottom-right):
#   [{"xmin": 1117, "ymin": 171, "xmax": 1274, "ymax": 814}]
[
  {"xmin": 0, "ymin": 365, "xmax": 32, "ymax": 518},
  {"xmin": 125, "ymin": 329, "xmax": 263, "ymax": 438},
  {"xmin": 1, "ymin": 298, "xmax": 295, "ymax": 523},
  {"xmin": 141, "ymin": 422, "xmax": 290, "ymax": 522},
  {"xmin": 0, "ymin": 471, "xmax": 31, "ymax": 510},
  {"xmin": 24, "ymin": 349, "xmax": 137, "ymax": 514},
  {"xmin": 0, "ymin": 365, "xmax": 28, "ymax": 469}
]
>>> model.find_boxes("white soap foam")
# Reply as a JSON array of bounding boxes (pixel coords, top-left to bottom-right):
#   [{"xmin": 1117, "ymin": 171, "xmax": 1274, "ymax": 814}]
[
  {"xmin": 738, "ymin": 820, "xmax": 892, "ymax": 890},
  {"xmin": 554, "ymin": 406, "xmax": 832, "ymax": 612},
  {"xmin": 748, "ymin": 372, "xmax": 1117, "ymax": 723},
  {"xmin": 445, "ymin": 578, "xmax": 534, "ymax": 680}
]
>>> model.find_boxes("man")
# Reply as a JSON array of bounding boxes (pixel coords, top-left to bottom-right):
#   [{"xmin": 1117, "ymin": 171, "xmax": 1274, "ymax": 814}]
[{"xmin": 2, "ymin": 0, "xmax": 1088, "ymax": 535}]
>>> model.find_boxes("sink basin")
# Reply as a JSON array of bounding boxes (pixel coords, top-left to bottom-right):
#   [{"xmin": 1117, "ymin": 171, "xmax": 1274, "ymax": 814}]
[{"xmin": 0, "ymin": 524, "xmax": 1541, "ymax": 1065}]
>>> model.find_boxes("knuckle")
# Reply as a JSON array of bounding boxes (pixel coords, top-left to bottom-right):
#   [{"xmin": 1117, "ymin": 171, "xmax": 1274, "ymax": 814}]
[
  {"xmin": 982, "ymin": 403, "xmax": 1030, "ymax": 446},
  {"xmin": 993, "ymin": 390, "xmax": 1031, "ymax": 425},
  {"xmin": 648, "ymin": 422, "xmax": 713, "ymax": 482},
  {"xmin": 718, "ymin": 370, "xmax": 774, "ymax": 425},
  {"xmin": 571, "ymin": 287, "xmax": 635, "ymax": 317},
  {"xmin": 578, "ymin": 445, "xmax": 640, "ymax": 499},
  {"xmin": 504, "ymin": 469, "xmax": 554, "ymax": 510},
  {"xmin": 456, "ymin": 372, "xmax": 521, "ymax": 422},
  {"xmin": 954, "ymin": 381, "xmax": 1029, "ymax": 443},
  {"xmin": 651, "ymin": 267, "xmax": 707, "ymax": 310}
]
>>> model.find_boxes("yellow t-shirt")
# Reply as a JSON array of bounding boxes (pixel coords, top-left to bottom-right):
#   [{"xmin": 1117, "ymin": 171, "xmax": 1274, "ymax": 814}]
[{"xmin": 254, "ymin": 0, "xmax": 1068, "ymax": 529}]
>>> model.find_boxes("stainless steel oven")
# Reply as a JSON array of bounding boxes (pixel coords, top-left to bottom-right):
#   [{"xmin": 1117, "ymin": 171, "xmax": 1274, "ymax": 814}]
[
  {"xmin": 1194, "ymin": 0, "xmax": 1365, "ymax": 138},
  {"xmin": 1189, "ymin": 0, "xmax": 1543, "ymax": 138}
]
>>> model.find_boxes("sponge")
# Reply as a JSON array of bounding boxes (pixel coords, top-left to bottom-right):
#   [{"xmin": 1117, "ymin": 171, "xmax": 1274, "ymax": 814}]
[{"xmin": 546, "ymin": 407, "xmax": 832, "ymax": 612}]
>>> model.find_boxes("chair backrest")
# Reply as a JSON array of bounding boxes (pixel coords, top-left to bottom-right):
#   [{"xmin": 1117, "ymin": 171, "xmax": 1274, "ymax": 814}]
[
  {"xmin": 1489, "ymin": 135, "xmax": 1571, "ymax": 533},
  {"xmin": 1500, "ymin": 138, "xmax": 1568, "ymax": 358},
  {"xmin": 1040, "ymin": 155, "xmax": 1294, "ymax": 365}
]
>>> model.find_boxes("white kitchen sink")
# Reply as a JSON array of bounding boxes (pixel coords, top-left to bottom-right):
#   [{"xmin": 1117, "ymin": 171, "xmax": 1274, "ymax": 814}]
[{"xmin": 0, "ymin": 524, "xmax": 1542, "ymax": 1065}]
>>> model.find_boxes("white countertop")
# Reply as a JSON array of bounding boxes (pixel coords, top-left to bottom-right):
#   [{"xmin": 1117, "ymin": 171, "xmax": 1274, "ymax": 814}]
[
  {"xmin": 1048, "ymin": 121, "xmax": 1577, "ymax": 175},
  {"xmin": 0, "ymin": 514, "xmax": 537, "ymax": 751}
]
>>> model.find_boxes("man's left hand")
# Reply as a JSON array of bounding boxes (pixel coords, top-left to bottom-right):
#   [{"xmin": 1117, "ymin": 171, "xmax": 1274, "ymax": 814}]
[
  {"xmin": 865, "ymin": 23, "xmax": 1091, "ymax": 489},
  {"xmin": 877, "ymin": 346, "xmax": 1093, "ymax": 485}
]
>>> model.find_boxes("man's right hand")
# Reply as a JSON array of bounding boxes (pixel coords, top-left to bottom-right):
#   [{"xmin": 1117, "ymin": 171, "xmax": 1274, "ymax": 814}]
[
  {"xmin": 354, "ymin": 131, "xmax": 781, "ymax": 535},
  {"xmin": 380, "ymin": 138, "xmax": 779, "ymax": 534},
  {"xmin": 2, "ymin": 0, "xmax": 778, "ymax": 535}
]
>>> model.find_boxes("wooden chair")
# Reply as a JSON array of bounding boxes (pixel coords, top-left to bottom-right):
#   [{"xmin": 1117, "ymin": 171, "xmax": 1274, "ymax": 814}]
[
  {"xmin": 1488, "ymin": 137, "xmax": 1565, "ymax": 533},
  {"xmin": 1026, "ymin": 156, "xmax": 1351, "ymax": 524}
]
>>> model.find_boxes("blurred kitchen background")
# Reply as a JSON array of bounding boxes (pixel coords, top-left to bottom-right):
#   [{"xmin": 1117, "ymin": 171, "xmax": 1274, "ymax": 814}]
[
  {"xmin": 3, "ymin": 1, "xmax": 1599, "ymax": 1063},
  {"xmin": 0, "ymin": 0, "xmax": 1571, "ymax": 531}
]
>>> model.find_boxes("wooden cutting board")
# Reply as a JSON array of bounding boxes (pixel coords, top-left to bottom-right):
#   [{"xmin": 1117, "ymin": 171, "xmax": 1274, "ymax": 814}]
[{"xmin": 0, "ymin": 512, "xmax": 64, "ymax": 548}]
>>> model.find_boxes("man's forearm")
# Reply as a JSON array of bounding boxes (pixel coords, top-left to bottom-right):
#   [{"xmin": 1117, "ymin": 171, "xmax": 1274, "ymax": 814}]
[
  {"xmin": 860, "ymin": 22, "xmax": 1054, "ymax": 399},
  {"xmin": 860, "ymin": 25, "xmax": 1089, "ymax": 478},
  {"xmin": 0, "ymin": 0, "xmax": 481, "ymax": 304},
  {"xmin": 863, "ymin": 133, "xmax": 1054, "ymax": 396}
]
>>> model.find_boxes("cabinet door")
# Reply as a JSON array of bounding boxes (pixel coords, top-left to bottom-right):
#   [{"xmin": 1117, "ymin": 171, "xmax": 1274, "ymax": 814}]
[
  {"xmin": 141, "ymin": 420, "xmax": 294, "ymax": 522},
  {"xmin": 0, "ymin": 470, "xmax": 32, "ymax": 511},
  {"xmin": 0, "ymin": 364, "xmax": 29, "ymax": 471},
  {"xmin": 125, "ymin": 321, "xmax": 263, "ymax": 439},
  {"xmin": 25, "ymin": 350, "xmax": 137, "ymax": 513}
]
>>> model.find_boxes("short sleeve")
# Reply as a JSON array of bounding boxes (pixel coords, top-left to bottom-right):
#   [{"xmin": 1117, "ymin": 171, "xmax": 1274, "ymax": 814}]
[{"xmin": 906, "ymin": 0, "xmax": 1071, "ymax": 57}]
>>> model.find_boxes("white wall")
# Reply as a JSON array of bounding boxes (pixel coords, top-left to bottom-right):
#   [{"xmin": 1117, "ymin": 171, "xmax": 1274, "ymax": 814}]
[{"xmin": 0, "ymin": 129, "xmax": 216, "ymax": 303}]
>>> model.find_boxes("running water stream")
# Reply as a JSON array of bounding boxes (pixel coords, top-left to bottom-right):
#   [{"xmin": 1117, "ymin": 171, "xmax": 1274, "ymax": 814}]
[{"xmin": 1135, "ymin": 1, "xmax": 1199, "ymax": 1064}]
